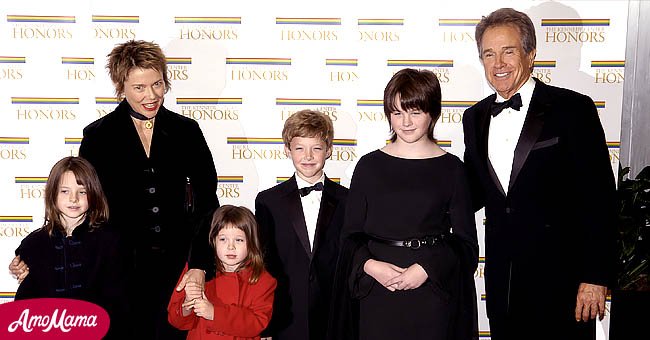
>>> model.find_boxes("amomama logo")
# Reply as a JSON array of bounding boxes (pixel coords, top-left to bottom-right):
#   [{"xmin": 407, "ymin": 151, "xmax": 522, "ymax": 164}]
[{"xmin": 0, "ymin": 298, "xmax": 109, "ymax": 339}]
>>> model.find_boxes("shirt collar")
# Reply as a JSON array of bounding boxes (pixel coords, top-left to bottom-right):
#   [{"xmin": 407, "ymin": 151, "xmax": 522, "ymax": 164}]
[
  {"xmin": 495, "ymin": 76, "xmax": 535, "ymax": 108},
  {"xmin": 295, "ymin": 173, "xmax": 325, "ymax": 189}
]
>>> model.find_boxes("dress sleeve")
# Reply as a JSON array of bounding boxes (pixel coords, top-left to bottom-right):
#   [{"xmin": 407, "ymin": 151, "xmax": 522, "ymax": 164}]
[
  {"xmin": 78, "ymin": 126, "xmax": 97, "ymax": 163},
  {"xmin": 206, "ymin": 274, "xmax": 277, "ymax": 337},
  {"xmin": 341, "ymin": 158, "xmax": 375, "ymax": 298},
  {"xmin": 96, "ymin": 228, "xmax": 132, "ymax": 338},
  {"xmin": 417, "ymin": 161, "xmax": 479, "ymax": 284},
  {"xmin": 448, "ymin": 162, "xmax": 479, "ymax": 274},
  {"xmin": 167, "ymin": 266, "xmax": 199, "ymax": 330},
  {"xmin": 187, "ymin": 210, "xmax": 216, "ymax": 276},
  {"xmin": 187, "ymin": 121, "xmax": 219, "ymax": 274},
  {"xmin": 79, "ymin": 126, "xmax": 110, "ymax": 197}
]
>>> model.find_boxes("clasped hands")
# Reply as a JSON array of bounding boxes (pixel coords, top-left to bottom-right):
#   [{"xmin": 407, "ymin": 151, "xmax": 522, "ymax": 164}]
[
  {"xmin": 181, "ymin": 283, "xmax": 214, "ymax": 320},
  {"xmin": 364, "ymin": 259, "xmax": 428, "ymax": 291},
  {"xmin": 177, "ymin": 269, "xmax": 213, "ymax": 320}
]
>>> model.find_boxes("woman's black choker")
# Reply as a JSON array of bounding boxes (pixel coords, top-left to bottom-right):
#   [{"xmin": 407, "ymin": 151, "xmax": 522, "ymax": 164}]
[{"xmin": 128, "ymin": 106, "xmax": 155, "ymax": 129}]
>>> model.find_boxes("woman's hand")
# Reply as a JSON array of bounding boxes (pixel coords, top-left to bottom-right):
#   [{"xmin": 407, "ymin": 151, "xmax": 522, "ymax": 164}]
[
  {"xmin": 176, "ymin": 268, "xmax": 206, "ymax": 292},
  {"xmin": 363, "ymin": 259, "xmax": 405, "ymax": 291},
  {"xmin": 384, "ymin": 263, "xmax": 428, "ymax": 290},
  {"xmin": 183, "ymin": 281, "xmax": 203, "ymax": 302}
]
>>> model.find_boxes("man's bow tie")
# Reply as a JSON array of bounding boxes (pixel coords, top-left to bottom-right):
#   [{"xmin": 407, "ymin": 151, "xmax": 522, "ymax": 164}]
[
  {"xmin": 490, "ymin": 93, "xmax": 522, "ymax": 117},
  {"xmin": 299, "ymin": 182, "xmax": 324, "ymax": 197}
]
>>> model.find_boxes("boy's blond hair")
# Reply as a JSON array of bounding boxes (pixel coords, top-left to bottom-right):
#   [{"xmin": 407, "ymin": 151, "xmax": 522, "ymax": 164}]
[{"xmin": 282, "ymin": 110, "xmax": 334, "ymax": 149}]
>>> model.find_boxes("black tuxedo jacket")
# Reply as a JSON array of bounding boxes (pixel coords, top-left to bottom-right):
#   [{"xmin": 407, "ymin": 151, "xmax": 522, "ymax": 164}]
[
  {"xmin": 463, "ymin": 78, "xmax": 616, "ymax": 322},
  {"xmin": 255, "ymin": 176, "xmax": 348, "ymax": 340}
]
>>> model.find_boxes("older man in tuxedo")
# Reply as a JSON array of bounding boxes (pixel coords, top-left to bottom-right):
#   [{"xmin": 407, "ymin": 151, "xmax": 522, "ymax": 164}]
[{"xmin": 462, "ymin": 8, "xmax": 616, "ymax": 340}]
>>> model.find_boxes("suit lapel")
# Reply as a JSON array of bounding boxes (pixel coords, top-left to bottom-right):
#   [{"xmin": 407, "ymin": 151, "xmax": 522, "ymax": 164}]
[
  {"xmin": 476, "ymin": 95, "xmax": 507, "ymax": 196},
  {"xmin": 285, "ymin": 176, "xmax": 312, "ymax": 257},
  {"xmin": 148, "ymin": 106, "xmax": 171, "ymax": 161},
  {"xmin": 117, "ymin": 101, "xmax": 149, "ymax": 163},
  {"xmin": 508, "ymin": 80, "xmax": 547, "ymax": 192},
  {"xmin": 312, "ymin": 177, "xmax": 338, "ymax": 258},
  {"xmin": 487, "ymin": 159, "xmax": 506, "ymax": 196},
  {"xmin": 476, "ymin": 94, "xmax": 495, "ymax": 164}
]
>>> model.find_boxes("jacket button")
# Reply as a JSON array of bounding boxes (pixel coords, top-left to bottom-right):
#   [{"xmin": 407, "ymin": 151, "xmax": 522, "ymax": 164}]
[
  {"xmin": 152, "ymin": 206, "xmax": 160, "ymax": 213},
  {"xmin": 148, "ymin": 187, "xmax": 156, "ymax": 194},
  {"xmin": 505, "ymin": 207, "xmax": 512, "ymax": 214},
  {"xmin": 153, "ymin": 226, "xmax": 161, "ymax": 233}
]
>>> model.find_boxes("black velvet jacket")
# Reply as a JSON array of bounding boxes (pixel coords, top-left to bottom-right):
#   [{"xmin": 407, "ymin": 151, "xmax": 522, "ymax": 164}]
[
  {"xmin": 79, "ymin": 100, "xmax": 219, "ymax": 277},
  {"xmin": 15, "ymin": 220, "xmax": 129, "ymax": 338},
  {"xmin": 79, "ymin": 100, "xmax": 219, "ymax": 338}
]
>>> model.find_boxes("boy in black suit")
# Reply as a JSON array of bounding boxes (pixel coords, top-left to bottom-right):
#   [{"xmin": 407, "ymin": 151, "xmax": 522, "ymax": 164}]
[{"xmin": 255, "ymin": 110, "xmax": 348, "ymax": 340}]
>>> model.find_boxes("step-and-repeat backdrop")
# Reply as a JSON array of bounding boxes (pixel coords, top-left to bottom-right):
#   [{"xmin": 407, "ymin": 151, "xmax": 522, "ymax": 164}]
[{"xmin": 0, "ymin": 0, "xmax": 627, "ymax": 337}]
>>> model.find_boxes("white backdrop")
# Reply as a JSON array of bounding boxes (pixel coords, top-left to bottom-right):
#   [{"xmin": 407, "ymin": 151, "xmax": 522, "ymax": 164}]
[{"xmin": 0, "ymin": 1, "xmax": 627, "ymax": 338}]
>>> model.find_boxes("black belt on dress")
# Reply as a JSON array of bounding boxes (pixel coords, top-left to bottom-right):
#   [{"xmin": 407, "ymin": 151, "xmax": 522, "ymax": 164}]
[{"xmin": 367, "ymin": 233, "xmax": 448, "ymax": 250}]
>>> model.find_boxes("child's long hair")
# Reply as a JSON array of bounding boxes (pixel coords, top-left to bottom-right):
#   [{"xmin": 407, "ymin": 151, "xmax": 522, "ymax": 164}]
[
  {"xmin": 208, "ymin": 205, "xmax": 265, "ymax": 283},
  {"xmin": 43, "ymin": 157, "xmax": 109, "ymax": 235}
]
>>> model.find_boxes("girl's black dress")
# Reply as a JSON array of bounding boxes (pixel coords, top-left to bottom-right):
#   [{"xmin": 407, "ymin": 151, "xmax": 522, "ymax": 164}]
[{"xmin": 342, "ymin": 150, "xmax": 478, "ymax": 340}]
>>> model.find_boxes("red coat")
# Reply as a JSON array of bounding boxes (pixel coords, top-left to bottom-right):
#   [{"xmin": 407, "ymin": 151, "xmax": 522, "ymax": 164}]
[{"xmin": 168, "ymin": 266, "xmax": 276, "ymax": 339}]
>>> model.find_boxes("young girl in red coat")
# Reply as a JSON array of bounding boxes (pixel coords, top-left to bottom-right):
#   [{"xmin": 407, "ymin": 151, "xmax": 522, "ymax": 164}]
[{"xmin": 168, "ymin": 205, "xmax": 277, "ymax": 339}]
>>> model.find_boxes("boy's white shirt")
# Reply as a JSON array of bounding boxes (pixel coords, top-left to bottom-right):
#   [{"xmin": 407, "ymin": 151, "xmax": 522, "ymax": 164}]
[{"xmin": 295, "ymin": 173, "xmax": 325, "ymax": 251}]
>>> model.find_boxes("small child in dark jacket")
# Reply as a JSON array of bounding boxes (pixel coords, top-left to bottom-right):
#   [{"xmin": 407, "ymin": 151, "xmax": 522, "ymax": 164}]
[{"xmin": 14, "ymin": 156, "xmax": 129, "ymax": 338}]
